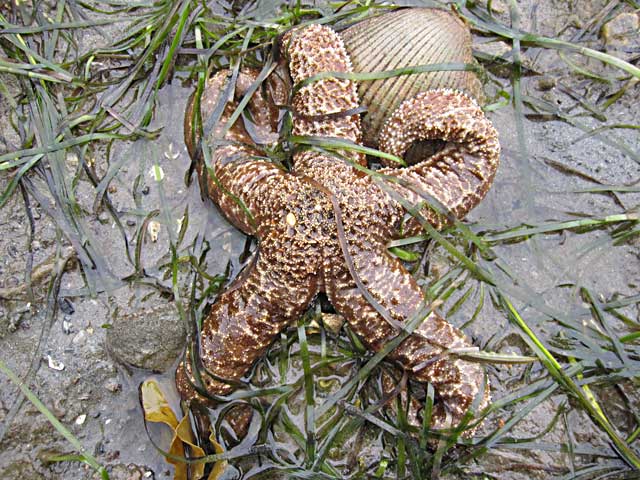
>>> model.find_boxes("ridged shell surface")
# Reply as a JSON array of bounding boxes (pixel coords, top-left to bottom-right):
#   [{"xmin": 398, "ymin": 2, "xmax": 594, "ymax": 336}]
[{"xmin": 341, "ymin": 8, "xmax": 483, "ymax": 147}]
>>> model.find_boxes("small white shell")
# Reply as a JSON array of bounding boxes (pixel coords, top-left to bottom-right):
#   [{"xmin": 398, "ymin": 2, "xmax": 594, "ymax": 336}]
[{"xmin": 147, "ymin": 220, "xmax": 161, "ymax": 242}]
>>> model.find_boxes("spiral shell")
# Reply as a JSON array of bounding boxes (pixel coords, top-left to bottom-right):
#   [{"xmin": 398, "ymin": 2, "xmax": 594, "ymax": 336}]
[{"xmin": 340, "ymin": 8, "xmax": 483, "ymax": 147}]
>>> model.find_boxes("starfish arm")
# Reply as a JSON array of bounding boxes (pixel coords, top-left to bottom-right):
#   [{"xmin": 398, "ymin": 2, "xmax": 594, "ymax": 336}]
[
  {"xmin": 199, "ymin": 144, "xmax": 293, "ymax": 236},
  {"xmin": 284, "ymin": 24, "xmax": 365, "ymax": 167},
  {"xmin": 378, "ymin": 89, "xmax": 500, "ymax": 231},
  {"xmin": 186, "ymin": 69, "xmax": 288, "ymax": 235},
  {"xmin": 185, "ymin": 69, "xmax": 280, "ymax": 162},
  {"xmin": 176, "ymin": 223, "xmax": 321, "ymax": 402},
  {"xmin": 325, "ymin": 245, "xmax": 489, "ymax": 431}
]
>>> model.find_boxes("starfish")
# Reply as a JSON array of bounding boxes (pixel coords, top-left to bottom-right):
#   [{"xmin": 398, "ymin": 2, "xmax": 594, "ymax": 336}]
[{"xmin": 177, "ymin": 24, "xmax": 500, "ymax": 432}]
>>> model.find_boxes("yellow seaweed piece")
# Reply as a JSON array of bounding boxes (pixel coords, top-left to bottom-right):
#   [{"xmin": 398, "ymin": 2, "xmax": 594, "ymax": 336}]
[
  {"xmin": 207, "ymin": 430, "xmax": 227, "ymax": 480},
  {"xmin": 141, "ymin": 379, "xmax": 229, "ymax": 480}
]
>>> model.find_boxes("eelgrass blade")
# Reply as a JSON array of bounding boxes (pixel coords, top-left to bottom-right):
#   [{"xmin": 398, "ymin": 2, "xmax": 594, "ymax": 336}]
[
  {"xmin": 458, "ymin": 2, "xmax": 640, "ymax": 79},
  {"xmin": 499, "ymin": 295, "xmax": 640, "ymax": 469},
  {"xmin": 0, "ymin": 360, "xmax": 110, "ymax": 480},
  {"xmin": 297, "ymin": 318, "xmax": 317, "ymax": 464}
]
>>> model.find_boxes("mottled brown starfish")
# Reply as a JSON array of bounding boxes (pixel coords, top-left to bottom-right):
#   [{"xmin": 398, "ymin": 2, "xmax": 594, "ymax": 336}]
[{"xmin": 177, "ymin": 23, "xmax": 500, "ymax": 432}]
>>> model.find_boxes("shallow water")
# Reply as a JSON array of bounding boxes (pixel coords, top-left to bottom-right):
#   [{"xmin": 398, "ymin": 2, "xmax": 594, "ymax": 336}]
[{"xmin": 0, "ymin": 0, "xmax": 638, "ymax": 478}]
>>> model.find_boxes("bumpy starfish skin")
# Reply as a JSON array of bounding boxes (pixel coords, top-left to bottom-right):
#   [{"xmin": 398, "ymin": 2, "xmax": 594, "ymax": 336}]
[
  {"xmin": 178, "ymin": 23, "xmax": 499, "ymax": 431},
  {"xmin": 380, "ymin": 90, "xmax": 501, "ymax": 235}
]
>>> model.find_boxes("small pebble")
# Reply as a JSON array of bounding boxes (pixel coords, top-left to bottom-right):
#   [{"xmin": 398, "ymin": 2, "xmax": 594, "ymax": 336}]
[
  {"xmin": 72, "ymin": 330, "xmax": 86, "ymax": 345},
  {"xmin": 322, "ymin": 313, "xmax": 345, "ymax": 334},
  {"xmin": 46, "ymin": 355, "xmax": 65, "ymax": 371},
  {"xmin": 105, "ymin": 379, "xmax": 122, "ymax": 393},
  {"xmin": 58, "ymin": 297, "xmax": 75, "ymax": 315},
  {"xmin": 66, "ymin": 152, "xmax": 79, "ymax": 165},
  {"xmin": 51, "ymin": 402, "xmax": 66, "ymax": 419},
  {"xmin": 535, "ymin": 76, "xmax": 556, "ymax": 91},
  {"xmin": 7, "ymin": 244, "xmax": 18, "ymax": 258},
  {"xmin": 602, "ymin": 12, "xmax": 639, "ymax": 46},
  {"xmin": 473, "ymin": 40, "xmax": 511, "ymax": 59},
  {"xmin": 602, "ymin": 12, "xmax": 640, "ymax": 60},
  {"xmin": 478, "ymin": 0, "xmax": 507, "ymax": 14},
  {"xmin": 62, "ymin": 320, "xmax": 73, "ymax": 334},
  {"xmin": 75, "ymin": 414, "xmax": 87, "ymax": 425},
  {"xmin": 16, "ymin": 302, "xmax": 31, "ymax": 313}
]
